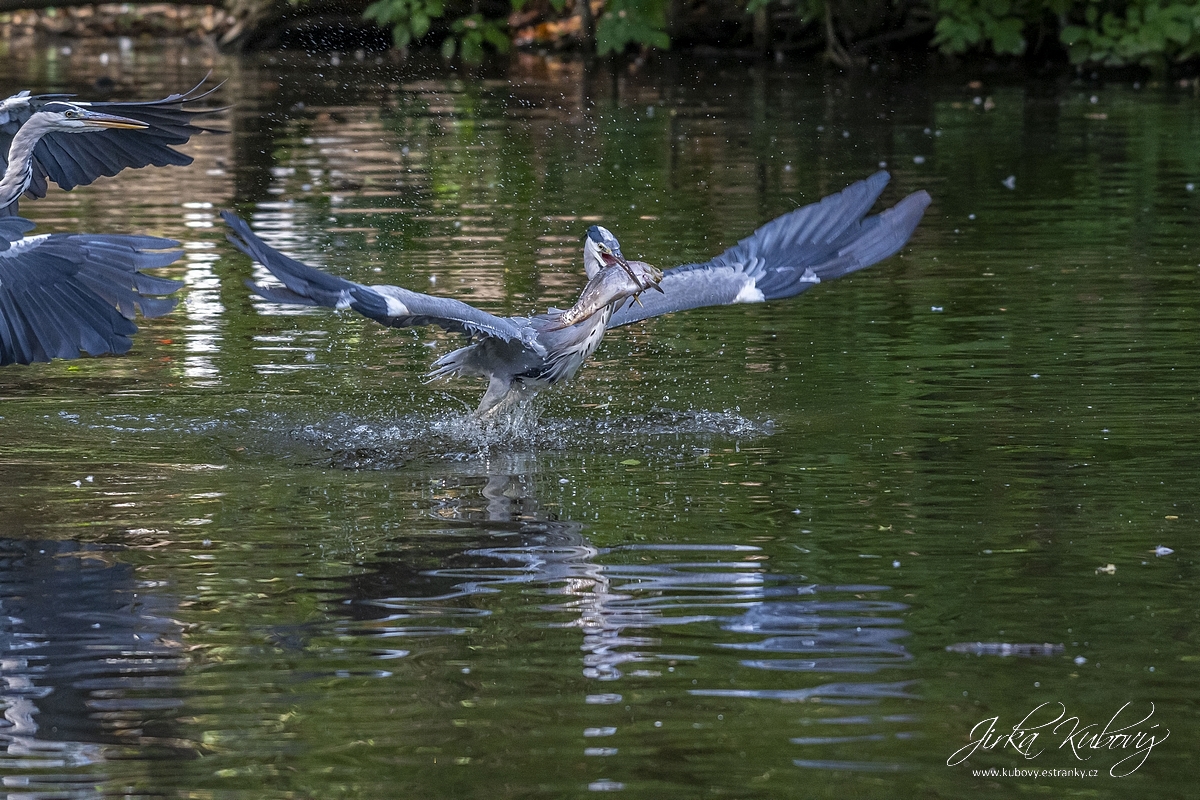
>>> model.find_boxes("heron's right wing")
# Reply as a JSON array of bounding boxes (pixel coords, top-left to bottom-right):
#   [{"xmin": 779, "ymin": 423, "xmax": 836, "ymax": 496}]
[
  {"xmin": 224, "ymin": 211, "xmax": 526, "ymax": 343},
  {"xmin": 608, "ymin": 172, "xmax": 930, "ymax": 328},
  {"xmin": 0, "ymin": 218, "xmax": 182, "ymax": 365},
  {"xmin": 0, "ymin": 80, "xmax": 224, "ymax": 215}
]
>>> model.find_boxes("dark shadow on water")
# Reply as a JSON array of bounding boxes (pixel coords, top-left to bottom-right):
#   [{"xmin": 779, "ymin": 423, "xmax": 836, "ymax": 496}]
[
  {"xmin": 312, "ymin": 462, "xmax": 919, "ymax": 774},
  {"xmin": 0, "ymin": 539, "xmax": 193, "ymax": 793}
]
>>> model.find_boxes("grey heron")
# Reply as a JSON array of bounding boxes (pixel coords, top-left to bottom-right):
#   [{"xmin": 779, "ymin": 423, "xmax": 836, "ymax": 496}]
[
  {"xmin": 0, "ymin": 78, "xmax": 220, "ymax": 215},
  {"xmin": 0, "ymin": 82, "xmax": 222, "ymax": 364},
  {"xmin": 226, "ymin": 171, "xmax": 930, "ymax": 416}
]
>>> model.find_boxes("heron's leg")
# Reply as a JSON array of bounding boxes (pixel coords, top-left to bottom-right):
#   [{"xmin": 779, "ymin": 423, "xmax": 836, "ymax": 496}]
[{"xmin": 473, "ymin": 374, "xmax": 517, "ymax": 418}]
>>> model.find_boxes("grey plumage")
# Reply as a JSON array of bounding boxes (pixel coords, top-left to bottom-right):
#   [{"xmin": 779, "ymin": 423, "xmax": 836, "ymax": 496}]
[
  {"xmin": 609, "ymin": 171, "xmax": 930, "ymax": 327},
  {"xmin": 0, "ymin": 218, "xmax": 182, "ymax": 365},
  {"xmin": 0, "ymin": 78, "xmax": 222, "ymax": 215},
  {"xmin": 226, "ymin": 210, "xmax": 660, "ymax": 416},
  {"xmin": 0, "ymin": 84, "xmax": 199, "ymax": 365},
  {"xmin": 228, "ymin": 171, "xmax": 929, "ymax": 415}
]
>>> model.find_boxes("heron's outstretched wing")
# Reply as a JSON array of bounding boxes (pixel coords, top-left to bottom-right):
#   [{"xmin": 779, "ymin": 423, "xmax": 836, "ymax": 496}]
[
  {"xmin": 608, "ymin": 172, "xmax": 931, "ymax": 328},
  {"xmin": 0, "ymin": 217, "xmax": 182, "ymax": 365},
  {"xmin": 0, "ymin": 79, "xmax": 223, "ymax": 212},
  {"xmin": 224, "ymin": 211, "xmax": 526, "ymax": 343}
]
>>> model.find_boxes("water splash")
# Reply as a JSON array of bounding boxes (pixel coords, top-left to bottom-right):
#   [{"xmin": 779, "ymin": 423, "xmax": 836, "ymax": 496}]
[{"xmin": 280, "ymin": 404, "xmax": 774, "ymax": 468}]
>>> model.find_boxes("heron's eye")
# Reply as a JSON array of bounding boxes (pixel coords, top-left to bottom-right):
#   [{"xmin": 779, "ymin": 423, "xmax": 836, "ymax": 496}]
[
  {"xmin": 66, "ymin": 110, "xmax": 79, "ymax": 118},
  {"xmin": 598, "ymin": 245, "xmax": 610, "ymax": 255}
]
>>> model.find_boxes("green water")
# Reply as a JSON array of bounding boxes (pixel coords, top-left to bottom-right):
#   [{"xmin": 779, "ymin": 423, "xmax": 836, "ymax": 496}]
[{"xmin": 0, "ymin": 42, "xmax": 1196, "ymax": 798}]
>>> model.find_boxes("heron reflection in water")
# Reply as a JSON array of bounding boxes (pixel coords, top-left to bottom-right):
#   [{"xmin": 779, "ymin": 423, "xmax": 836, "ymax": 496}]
[
  {"xmin": 0, "ymin": 81, "xmax": 219, "ymax": 365},
  {"xmin": 226, "ymin": 171, "xmax": 930, "ymax": 416}
]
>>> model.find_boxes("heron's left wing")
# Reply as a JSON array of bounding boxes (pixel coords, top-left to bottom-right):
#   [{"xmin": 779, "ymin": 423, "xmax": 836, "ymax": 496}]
[
  {"xmin": 0, "ymin": 79, "xmax": 223, "ymax": 214},
  {"xmin": 225, "ymin": 211, "xmax": 526, "ymax": 343},
  {"xmin": 608, "ymin": 172, "xmax": 931, "ymax": 328},
  {"xmin": 0, "ymin": 218, "xmax": 182, "ymax": 365}
]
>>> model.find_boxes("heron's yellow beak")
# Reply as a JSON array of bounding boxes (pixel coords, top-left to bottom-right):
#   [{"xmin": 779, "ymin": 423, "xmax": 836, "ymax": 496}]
[{"xmin": 87, "ymin": 112, "xmax": 149, "ymax": 130}]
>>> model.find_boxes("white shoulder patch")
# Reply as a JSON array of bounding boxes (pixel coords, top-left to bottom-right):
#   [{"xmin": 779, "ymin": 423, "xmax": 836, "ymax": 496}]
[
  {"xmin": 383, "ymin": 293, "xmax": 410, "ymax": 317},
  {"xmin": 0, "ymin": 233, "xmax": 50, "ymax": 258},
  {"xmin": 733, "ymin": 278, "xmax": 765, "ymax": 304}
]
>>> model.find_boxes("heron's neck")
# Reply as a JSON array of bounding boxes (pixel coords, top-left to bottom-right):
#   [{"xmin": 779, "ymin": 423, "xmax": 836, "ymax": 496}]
[{"xmin": 0, "ymin": 113, "xmax": 53, "ymax": 211}]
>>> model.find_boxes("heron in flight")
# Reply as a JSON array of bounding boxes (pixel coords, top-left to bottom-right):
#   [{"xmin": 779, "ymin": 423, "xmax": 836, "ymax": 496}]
[
  {"xmin": 226, "ymin": 171, "xmax": 930, "ymax": 416},
  {"xmin": 0, "ymin": 79, "xmax": 220, "ymax": 214},
  {"xmin": 0, "ymin": 81, "xmax": 218, "ymax": 364}
]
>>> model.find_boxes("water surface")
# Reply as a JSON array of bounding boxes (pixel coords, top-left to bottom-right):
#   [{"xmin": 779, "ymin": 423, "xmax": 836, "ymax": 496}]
[{"xmin": 0, "ymin": 41, "xmax": 1196, "ymax": 797}]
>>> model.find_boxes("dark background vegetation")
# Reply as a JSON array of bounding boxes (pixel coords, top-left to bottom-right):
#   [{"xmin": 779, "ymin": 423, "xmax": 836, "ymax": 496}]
[
  {"xmin": 245, "ymin": 0, "xmax": 1200, "ymax": 72},
  {"xmin": 6, "ymin": 0, "xmax": 1200, "ymax": 74}
]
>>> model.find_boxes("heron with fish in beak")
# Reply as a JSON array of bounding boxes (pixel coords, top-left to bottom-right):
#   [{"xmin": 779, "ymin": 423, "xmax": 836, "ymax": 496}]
[{"xmin": 225, "ymin": 171, "xmax": 929, "ymax": 418}]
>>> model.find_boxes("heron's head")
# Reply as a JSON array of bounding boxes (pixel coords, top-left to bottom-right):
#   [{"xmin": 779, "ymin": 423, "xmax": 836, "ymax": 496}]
[
  {"xmin": 584, "ymin": 225, "xmax": 626, "ymax": 276},
  {"xmin": 584, "ymin": 224, "xmax": 662, "ymax": 291},
  {"xmin": 33, "ymin": 102, "xmax": 148, "ymax": 133}
]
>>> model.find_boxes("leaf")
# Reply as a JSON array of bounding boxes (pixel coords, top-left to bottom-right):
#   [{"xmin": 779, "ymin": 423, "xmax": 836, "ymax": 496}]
[
  {"xmin": 1060, "ymin": 24, "xmax": 1086, "ymax": 45},
  {"xmin": 441, "ymin": 35, "xmax": 456, "ymax": 59},
  {"xmin": 363, "ymin": 0, "xmax": 390, "ymax": 22},
  {"xmin": 483, "ymin": 24, "xmax": 510, "ymax": 50},
  {"xmin": 989, "ymin": 16, "xmax": 1026, "ymax": 54},
  {"xmin": 461, "ymin": 35, "xmax": 483, "ymax": 63},
  {"xmin": 620, "ymin": 459, "xmax": 642, "ymax": 466},
  {"xmin": 411, "ymin": 11, "xmax": 430, "ymax": 37}
]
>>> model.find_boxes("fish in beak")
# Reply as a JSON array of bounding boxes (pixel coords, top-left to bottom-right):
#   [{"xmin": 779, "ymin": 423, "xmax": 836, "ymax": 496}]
[
  {"xmin": 548, "ymin": 258, "xmax": 660, "ymax": 328},
  {"xmin": 604, "ymin": 251, "xmax": 664, "ymax": 298}
]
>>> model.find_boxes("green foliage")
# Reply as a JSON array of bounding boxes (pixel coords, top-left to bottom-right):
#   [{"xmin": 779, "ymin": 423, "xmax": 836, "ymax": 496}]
[
  {"xmin": 932, "ymin": 0, "xmax": 1033, "ymax": 55},
  {"xmin": 363, "ymin": 0, "xmax": 508, "ymax": 62},
  {"xmin": 933, "ymin": 0, "xmax": 1200, "ymax": 66},
  {"xmin": 363, "ymin": 0, "xmax": 445, "ymax": 49},
  {"xmin": 442, "ymin": 14, "xmax": 512, "ymax": 62},
  {"xmin": 359, "ymin": 0, "xmax": 1200, "ymax": 69},
  {"xmin": 1060, "ymin": 0, "xmax": 1200, "ymax": 65},
  {"xmin": 595, "ymin": 0, "xmax": 671, "ymax": 54}
]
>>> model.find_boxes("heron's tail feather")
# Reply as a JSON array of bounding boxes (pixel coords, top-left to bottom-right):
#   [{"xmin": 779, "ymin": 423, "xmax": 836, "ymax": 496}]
[
  {"xmin": 428, "ymin": 343, "xmax": 476, "ymax": 381},
  {"xmin": 223, "ymin": 211, "xmax": 356, "ymax": 310}
]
